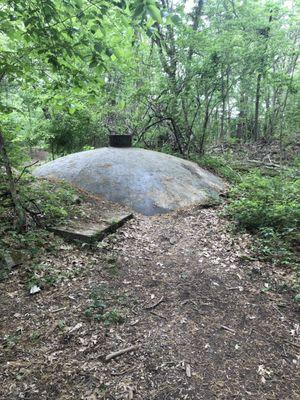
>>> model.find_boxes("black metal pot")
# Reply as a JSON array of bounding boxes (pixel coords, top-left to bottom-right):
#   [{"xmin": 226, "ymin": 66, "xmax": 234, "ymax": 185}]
[{"xmin": 109, "ymin": 135, "xmax": 132, "ymax": 148}]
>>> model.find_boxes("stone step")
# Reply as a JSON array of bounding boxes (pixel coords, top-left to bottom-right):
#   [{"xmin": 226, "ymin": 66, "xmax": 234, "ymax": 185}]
[{"xmin": 48, "ymin": 213, "xmax": 133, "ymax": 243}]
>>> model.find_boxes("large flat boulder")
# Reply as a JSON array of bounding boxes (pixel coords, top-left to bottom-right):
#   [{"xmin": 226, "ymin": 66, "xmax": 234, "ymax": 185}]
[{"xmin": 34, "ymin": 148, "xmax": 226, "ymax": 216}]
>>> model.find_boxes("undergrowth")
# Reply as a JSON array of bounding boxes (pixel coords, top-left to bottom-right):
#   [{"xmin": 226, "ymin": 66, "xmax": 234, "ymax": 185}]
[
  {"xmin": 226, "ymin": 168, "xmax": 300, "ymax": 299},
  {"xmin": 193, "ymin": 154, "xmax": 242, "ymax": 183},
  {"xmin": 0, "ymin": 171, "xmax": 81, "ymax": 281},
  {"xmin": 0, "ymin": 173, "xmax": 79, "ymax": 229}
]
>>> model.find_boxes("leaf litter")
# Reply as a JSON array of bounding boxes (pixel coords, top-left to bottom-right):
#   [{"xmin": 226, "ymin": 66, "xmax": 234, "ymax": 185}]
[{"xmin": 0, "ymin": 201, "xmax": 299, "ymax": 399}]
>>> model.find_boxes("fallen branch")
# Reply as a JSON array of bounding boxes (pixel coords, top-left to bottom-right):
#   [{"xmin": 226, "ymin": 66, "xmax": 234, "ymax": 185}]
[
  {"xmin": 144, "ymin": 296, "xmax": 165, "ymax": 310},
  {"xmin": 238, "ymin": 159, "xmax": 288, "ymax": 171},
  {"xmin": 247, "ymin": 159, "xmax": 282, "ymax": 168},
  {"xmin": 105, "ymin": 345, "xmax": 139, "ymax": 362}
]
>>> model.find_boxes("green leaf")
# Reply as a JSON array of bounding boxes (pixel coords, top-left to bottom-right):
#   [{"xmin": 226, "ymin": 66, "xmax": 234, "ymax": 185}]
[
  {"xmin": 133, "ymin": 4, "xmax": 144, "ymax": 19},
  {"xmin": 94, "ymin": 42, "xmax": 103, "ymax": 53},
  {"xmin": 171, "ymin": 14, "xmax": 181, "ymax": 25},
  {"xmin": 147, "ymin": 5, "xmax": 162, "ymax": 23},
  {"xmin": 75, "ymin": 0, "xmax": 83, "ymax": 7}
]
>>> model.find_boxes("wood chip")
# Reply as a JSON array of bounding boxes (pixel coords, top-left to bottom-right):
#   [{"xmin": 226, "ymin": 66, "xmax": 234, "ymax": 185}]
[
  {"xmin": 68, "ymin": 322, "xmax": 83, "ymax": 333},
  {"xmin": 128, "ymin": 386, "xmax": 134, "ymax": 400},
  {"xmin": 186, "ymin": 363, "xmax": 191, "ymax": 377}
]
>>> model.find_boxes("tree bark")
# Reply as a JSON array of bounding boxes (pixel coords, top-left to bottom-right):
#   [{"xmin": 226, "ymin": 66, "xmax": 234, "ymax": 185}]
[
  {"xmin": 0, "ymin": 131, "xmax": 26, "ymax": 231},
  {"xmin": 220, "ymin": 67, "xmax": 226, "ymax": 141},
  {"xmin": 252, "ymin": 72, "xmax": 262, "ymax": 141}
]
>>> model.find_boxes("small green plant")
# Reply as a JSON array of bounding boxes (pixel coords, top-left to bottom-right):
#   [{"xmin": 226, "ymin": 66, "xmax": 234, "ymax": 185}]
[
  {"xmin": 57, "ymin": 320, "xmax": 66, "ymax": 331},
  {"xmin": 85, "ymin": 285, "xmax": 124, "ymax": 325},
  {"xmin": 101, "ymin": 310, "xmax": 124, "ymax": 326},
  {"xmin": 26, "ymin": 262, "xmax": 66, "ymax": 290},
  {"xmin": 104, "ymin": 254, "xmax": 119, "ymax": 276},
  {"xmin": 29, "ymin": 331, "xmax": 41, "ymax": 341},
  {"xmin": 3, "ymin": 330, "xmax": 22, "ymax": 349}
]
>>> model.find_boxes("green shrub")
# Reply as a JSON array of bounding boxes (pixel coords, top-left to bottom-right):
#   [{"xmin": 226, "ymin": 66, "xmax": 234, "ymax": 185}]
[
  {"xmin": 18, "ymin": 176, "xmax": 78, "ymax": 226},
  {"xmin": 227, "ymin": 169, "xmax": 300, "ymax": 297},
  {"xmin": 227, "ymin": 170, "xmax": 299, "ymax": 235},
  {"xmin": 0, "ymin": 172, "xmax": 80, "ymax": 266},
  {"xmin": 193, "ymin": 155, "xmax": 241, "ymax": 183}
]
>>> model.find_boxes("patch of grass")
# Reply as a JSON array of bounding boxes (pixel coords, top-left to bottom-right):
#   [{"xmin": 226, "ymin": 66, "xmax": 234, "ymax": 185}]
[
  {"xmin": 26, "ymin": 261, "xmax": 68, "ymax": 291},
  {"xmin": 227, "ymin": 170, "xmax": 299, "ymax": 233},
  {"xmin": 0, "ymin": 252, "xmax": 12, "ymax": 281}
]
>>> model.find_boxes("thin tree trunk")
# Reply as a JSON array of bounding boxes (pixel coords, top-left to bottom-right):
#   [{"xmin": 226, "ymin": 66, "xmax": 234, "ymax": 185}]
[
  {"xmin": 252, "ymin": 72, "xmax": 262, "ymax": 141},
  {"xmin": 0, "ymin": 131, "xmax": 26, "ymax": 231},
  {"xmin": 220, "ymin": 69, "xmax": 226, "ymax": 141},
  {"xmin": 236, "ymin": 91, "xmax": 246, "ymax": 140}
]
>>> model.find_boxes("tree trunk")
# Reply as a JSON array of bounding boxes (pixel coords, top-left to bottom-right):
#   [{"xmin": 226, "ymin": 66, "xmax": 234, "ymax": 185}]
[
  {"xmin": 220, "ymin": 69, "xmax": 226, "ymax": 141},
  {"xmin": 252, "ymin": 72, "xmax": 262, "ymax": 141},
  {"xmin": 236, "ymin": 91, "xmax": 246, "ymax": 140},
  {"xmin": 0, "ymin": 131, "xmax": 26, "ymax": 232},
  {"xmin": 199, "ymin": 106, "xmax": 210, "ymax": 155}
]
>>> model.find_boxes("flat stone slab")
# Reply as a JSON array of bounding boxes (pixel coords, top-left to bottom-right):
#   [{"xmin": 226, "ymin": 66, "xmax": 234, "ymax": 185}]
[
  {"xmin": 49, "ymin": 213, "xmax": 133, "ymax": 243},
  {"xmin": 34, "ymin": 147, "xmax": 226, "ymax": 216}
]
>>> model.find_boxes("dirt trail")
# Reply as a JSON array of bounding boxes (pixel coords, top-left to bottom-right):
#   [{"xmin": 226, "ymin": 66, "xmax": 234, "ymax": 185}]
[{"xmin": 0, "ymin": 206, "xmax": 299, "ymax": 399}]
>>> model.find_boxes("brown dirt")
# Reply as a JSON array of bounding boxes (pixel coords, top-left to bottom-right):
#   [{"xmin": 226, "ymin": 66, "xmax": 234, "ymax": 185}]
[{"xmin": 0, "ymin": 203, "xmax": 299, "ymax": 400}]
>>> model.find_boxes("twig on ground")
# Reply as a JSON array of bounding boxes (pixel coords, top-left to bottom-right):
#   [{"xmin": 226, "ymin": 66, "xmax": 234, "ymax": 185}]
[
  {"xmin": 105, "ymin": 345, "xmax": 139, "ymax": 362},
  {"xmin": 128, "ymin": 386, "xmax": 134, "ymax": 399},
  {"xmin": 220, "ymin": 325, "xmax": 236, "ymax": 334},
  {"xmin": 111, "ymin": 366, "xmax": 136, "ymax": 376},
  {"xmin": 150, "ymin": 311, "xmax": 167, "ymax": 320},
  {"xmin": 228, "ymin": 286, "xmax": 243, "ymax": 291},
  {"xmin": 144, "ymin": 296, "xmax": 164, "ymax": 310},
  {"xmin": 272, "ymin": 304, "xmax": 285, "ymax": 319},
  {"xmin": 51, "ymin": 307, "xmax": 67, "ymax": 313}
]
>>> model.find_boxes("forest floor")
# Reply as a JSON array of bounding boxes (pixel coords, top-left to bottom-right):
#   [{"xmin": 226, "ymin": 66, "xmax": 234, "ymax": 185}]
[{"xmin": 0, "ymin": 198, "xmax": 299, "ymax": 399}]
